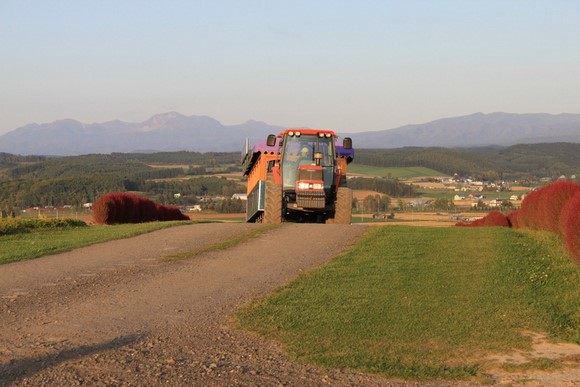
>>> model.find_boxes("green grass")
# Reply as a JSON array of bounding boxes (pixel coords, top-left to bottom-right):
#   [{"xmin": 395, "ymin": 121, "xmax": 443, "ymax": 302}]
[
  {"xmin": 349, "ymin": 164, "xmax": 445, "ymax": 178},
  {"xmin": 237, "ymin": 226, "xmax": 579, "ymax": 381},
  {"xmin": 0, "ymin": 220, "xmax": 204, "ymax": 265}
]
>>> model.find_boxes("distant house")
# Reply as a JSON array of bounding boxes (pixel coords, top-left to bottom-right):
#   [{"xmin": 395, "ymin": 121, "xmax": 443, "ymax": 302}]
[{"xmin": 231, "ymin": 193, "xmax": 247, "ymax": 200}]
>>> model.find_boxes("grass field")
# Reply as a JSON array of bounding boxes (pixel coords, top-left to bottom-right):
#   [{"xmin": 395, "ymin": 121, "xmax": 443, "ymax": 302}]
[
  {"xmin": 237, "ymin": 226, "xmax": 579, "ymax": 381},
  {"xmin": 348, "ymin": 164, "xmax": 445, "ymax": 178},
  {"xmin": 0, "ymin": 220, "xmax": 202, "ymax": 265}
]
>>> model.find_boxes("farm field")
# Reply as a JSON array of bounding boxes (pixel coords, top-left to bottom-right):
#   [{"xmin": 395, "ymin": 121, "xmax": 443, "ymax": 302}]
[
  {"xmin": 238, "ymin": 225, "xmax": 580, "ymax": 384},
  {"xmin": 1, "ymin": 219, "xmax": 578, "ymax": 384},
  {"xmin": 348, "ymin": 164, "xmax": 444, "ymax": 178}
]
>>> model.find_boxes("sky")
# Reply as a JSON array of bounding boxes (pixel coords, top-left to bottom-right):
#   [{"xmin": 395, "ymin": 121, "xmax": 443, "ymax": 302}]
[{"xmin": 1, "ymin": 0, "xmax": 579, "ymax": 135}]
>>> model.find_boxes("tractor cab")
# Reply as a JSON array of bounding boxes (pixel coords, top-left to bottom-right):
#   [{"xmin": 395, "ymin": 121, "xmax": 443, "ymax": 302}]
[{"xmin": 279, "ymin": 130, "xmax": 336, "ymax": 192}]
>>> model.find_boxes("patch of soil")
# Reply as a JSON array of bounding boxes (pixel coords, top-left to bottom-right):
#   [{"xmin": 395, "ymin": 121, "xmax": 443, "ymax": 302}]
[{"xmin": 482, "ymin": 331, "xmax": 580, "ymax": 386}]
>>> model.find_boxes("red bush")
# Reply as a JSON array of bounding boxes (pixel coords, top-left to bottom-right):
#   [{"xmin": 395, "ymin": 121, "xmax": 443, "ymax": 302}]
[
  {"xmin": 537, "ymin": 181, "xmax": 580, "ymax": 235},
  {"xmin": 454, "ymin": 211, "xmax": 509, "ymax": 228},
  {"xmin": 482, "ymin": 211, "xmax": 510, "ymax": 227},
  {"xmin": 93, "ymin": 193, "xmax": 188, "ymax": 224},
  {"xmin": 455, "ymin": 181, "xmax": 580, "ymax": 263},
  {"xmin": 560, "ymin": 191, "xmax": 580, "ymax": 265},
  {"xmin": 93, "ymin": 193, "xmax": 117, "ymax": 225},
  {"xmin": 518, "ymin": 188, "xmax": 543, "ymax": 230},
  {"xmin": 507, "ymin": 210, "xmax": 520, "ymax": 229}
]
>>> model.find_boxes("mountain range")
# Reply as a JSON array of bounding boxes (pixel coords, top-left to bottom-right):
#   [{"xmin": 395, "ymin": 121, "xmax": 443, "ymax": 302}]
[{"xmin": 0, "ymin": 112, "xmax": 579, "ymax": 156}]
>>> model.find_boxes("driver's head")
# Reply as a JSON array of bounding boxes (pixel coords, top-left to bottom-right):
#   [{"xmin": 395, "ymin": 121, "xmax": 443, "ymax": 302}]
[{"xmin": 300, "ymin": 147, "xmax": 309, "ymax": 157}]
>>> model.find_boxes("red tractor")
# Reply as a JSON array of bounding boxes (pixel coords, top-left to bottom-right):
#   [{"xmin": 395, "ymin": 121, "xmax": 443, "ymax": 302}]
[{"xmin": 242, "ymin": 128, "xmax": 354, "ymax": 223}]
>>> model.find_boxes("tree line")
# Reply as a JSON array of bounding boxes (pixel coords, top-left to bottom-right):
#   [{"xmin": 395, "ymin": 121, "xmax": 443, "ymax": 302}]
[
  {"xmin": 0, "ymin": 151, "xmax": 245, "ymax": 211},
  {"xmin": 354, "ymin": 142, "xmax": 580, "ymax": 180}
]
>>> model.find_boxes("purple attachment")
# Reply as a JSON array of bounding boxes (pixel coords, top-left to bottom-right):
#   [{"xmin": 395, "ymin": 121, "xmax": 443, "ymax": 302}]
[{"xmin": 336, "ymin": 144, "xmax": 354, "ymax": 162}]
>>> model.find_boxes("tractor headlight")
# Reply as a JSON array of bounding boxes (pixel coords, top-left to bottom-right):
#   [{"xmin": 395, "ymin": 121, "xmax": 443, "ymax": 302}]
[{"xmin": 297, "ymin": 182, "xmax": 324, "ymax": 190}]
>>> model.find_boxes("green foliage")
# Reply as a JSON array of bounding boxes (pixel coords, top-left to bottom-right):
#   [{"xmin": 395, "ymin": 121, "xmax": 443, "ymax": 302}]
[
  {"xmin": 238, "ymin": 226, "xmax": 579, "ymax": 380},
  {"xmin": 0, "ymin": 218, "xmax": 87, "ymax": 236},
  {"xmin": 0, "ymin": 151, "xmax": 244, "ymax": 209},
  {"xmin": 354, "ymin": 147, "xmax": 491, "ymax": 177},
  {"xmin": 356, "ymin": 143, "xmax": 580, "ymax": 180},
  {"xmin": 347, "ymin": 177, "xmax": 418, "ymax": 197}
]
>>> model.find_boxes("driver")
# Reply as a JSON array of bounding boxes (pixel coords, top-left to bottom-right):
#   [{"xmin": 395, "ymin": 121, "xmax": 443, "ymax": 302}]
[{"xmin": 299, "ymin": 146, "xmax": 312, "ymax": 165}]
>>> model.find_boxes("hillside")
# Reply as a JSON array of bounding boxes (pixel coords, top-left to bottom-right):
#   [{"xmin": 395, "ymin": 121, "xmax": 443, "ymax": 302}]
[
  {"xmin": 354, "ymin": 142, "xmax": 580, "ymax": 179},
  {"xmin": 1, "ymin": 112, "xmax": 579, "ymax": 155},
  {"xmin": 0, "ymin": 143, "xmax": 578, "ymax": 211},
  {"xmin": 0, "ymin": 112, "xmax": 284, "ymax": 156},
  {"xmin": 352, "ymin": 112, "xmax": 580, "ymax": 148}
]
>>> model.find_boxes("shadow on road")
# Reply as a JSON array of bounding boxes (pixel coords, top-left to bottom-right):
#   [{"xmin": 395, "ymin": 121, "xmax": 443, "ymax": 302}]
[{"xmin": 0, "ymin": 333, "xmax": 146, "ymax": 385}]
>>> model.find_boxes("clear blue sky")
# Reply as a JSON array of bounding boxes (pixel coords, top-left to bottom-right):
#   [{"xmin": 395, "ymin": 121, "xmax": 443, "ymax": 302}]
[{"xmin": 1, "ymin": 0, "xmax": 579, "ymax": 135}]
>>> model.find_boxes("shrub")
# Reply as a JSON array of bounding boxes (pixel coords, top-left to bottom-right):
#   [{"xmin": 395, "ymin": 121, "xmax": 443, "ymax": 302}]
[
  {"xmin": 481, "ymin": 211, "xmax": 510, "ymax": 227},
  {"xmin": 454, "ymin": 211, "xmax": 509, "ymax": 228},
  {"xmin": 0, "ymin": 218, "xmax": 87, "ymax": 235},
  {"xmin": 93, "ymin": 192, "xmax": 188, "ymax": 224},
  {"xmin": 518, "ymin": 188, "xmax": 543, "ymax": 230},
  {"xmin": 536, "ymin": 181, "xmax": 580, "ymax": 235},
  {"xmin": 93, "ymin": 193, "xmax": 117, "ymax": 225},
  {"xmin": 560, "ymin": 191, "xmax": 580, "ymax": 264},
  {"xmin": 507, "ymin": 210, "xmax": 520, "ymax": 229}
]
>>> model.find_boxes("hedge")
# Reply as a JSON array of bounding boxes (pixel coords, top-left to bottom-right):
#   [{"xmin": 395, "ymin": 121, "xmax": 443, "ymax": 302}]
[
  {"xmin": 456, "ymin": 181, "xmax": 580, "ymax": 264},
  {"xmin": 93, "ymin": 192, "xmax": 189, "ymax": 225}
]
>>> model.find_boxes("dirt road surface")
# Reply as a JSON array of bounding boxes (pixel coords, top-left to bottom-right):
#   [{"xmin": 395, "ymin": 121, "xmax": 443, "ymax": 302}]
[
  {"xmin": 1, "ymin": 223, "xmax": 577, "ymax": 386},
  {"xmin": 0, "ymin": 223, "xmax": 406, "ymax": 386}
]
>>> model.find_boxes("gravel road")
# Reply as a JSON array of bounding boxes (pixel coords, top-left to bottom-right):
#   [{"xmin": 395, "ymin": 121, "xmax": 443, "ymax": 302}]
[
  {"xmin": 0, "ymin": 223, "xmax": 416, "ymax": 386},
  {"xmin": 2, "ymin": 223, "xmax": 575, "ymax": 386}
]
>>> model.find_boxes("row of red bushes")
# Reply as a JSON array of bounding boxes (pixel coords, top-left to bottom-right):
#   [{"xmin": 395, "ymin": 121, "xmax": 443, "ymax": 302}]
[
  {"xmin": 93, "ymin": 193, "xmax": 189, "ymax": 224},
  {"xmin": 456, "ymin": 181, "xmax": 580, "ymax": 264}
]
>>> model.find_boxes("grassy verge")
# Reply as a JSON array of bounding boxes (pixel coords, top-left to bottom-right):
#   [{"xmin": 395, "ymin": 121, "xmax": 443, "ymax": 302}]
[
  {"xmin": 237, "ymin": 226, "xmax": 579, "ymax": 381},
  {"xmin": 0, "ymin": 220, "xmax": 206, "ymax": 265},
  {"xmin": 164, "ymin": 223, "xmax": 283, "ymax": 261}
]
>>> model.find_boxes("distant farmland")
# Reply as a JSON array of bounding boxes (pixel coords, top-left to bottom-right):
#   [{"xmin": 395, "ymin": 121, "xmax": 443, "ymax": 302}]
[{"xmin": 348, "ymin": 164, "xmax": 445, "ymax": 178}]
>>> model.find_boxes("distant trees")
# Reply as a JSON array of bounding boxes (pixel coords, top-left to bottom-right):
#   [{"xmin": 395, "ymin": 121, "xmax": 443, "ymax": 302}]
[
  {"xmin": 353, "ymin": 194, "xmax": 391, "ymax": 213},
  {"xmin": 347, "ymin": 177, "xmax": 417, "ymax": 197},
  {"xmin": 0, "ymin": 151, "xmax": 246, "ymax": 210},
  {"xmin": 355, "ymin": 143, "xmax": 580, "ymax": 180}
]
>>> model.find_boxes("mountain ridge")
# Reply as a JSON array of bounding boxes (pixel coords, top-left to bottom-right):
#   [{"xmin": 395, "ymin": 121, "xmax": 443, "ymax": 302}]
[{"xmin": 0, "ymin": 112, "xmax": 578, "ymax": 156}]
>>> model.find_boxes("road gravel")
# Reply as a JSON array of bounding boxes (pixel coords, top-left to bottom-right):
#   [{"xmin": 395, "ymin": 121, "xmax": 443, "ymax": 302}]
[
  {"xmin": 1, "ymin": 222, "xmax": 576, "ymax": 386},
  {"xmin": 0, "ymin": 223, "xmax": 412, "ymax": 386}
]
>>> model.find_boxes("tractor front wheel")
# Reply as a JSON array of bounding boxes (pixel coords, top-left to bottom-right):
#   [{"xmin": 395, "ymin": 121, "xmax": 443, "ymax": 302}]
[
  {"xmin": 333, "ymin": 187, "xmax": 352, "ymax": 224},
  {"xmin": 263, "ymin": 176, "xmax": 282, "ymax": 223}
]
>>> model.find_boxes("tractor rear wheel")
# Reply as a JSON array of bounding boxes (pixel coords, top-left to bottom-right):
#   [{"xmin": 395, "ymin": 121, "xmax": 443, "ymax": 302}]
[
  {"xmin": 333, "ymin": 187, "xmax": 352, "ymax": 224},
  {"xmin": 263, "ymin": 176, "xmax": 282, "ymax": 223}
]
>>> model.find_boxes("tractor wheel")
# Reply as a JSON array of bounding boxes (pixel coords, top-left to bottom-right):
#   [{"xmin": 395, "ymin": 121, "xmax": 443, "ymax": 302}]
[
  {"xmin": 263, "ymin": 176, "xmax": 282, "ymax": 223},
  {"xmin": 334, "ymin": 187, "xmax": 352, "ymax": 224}
]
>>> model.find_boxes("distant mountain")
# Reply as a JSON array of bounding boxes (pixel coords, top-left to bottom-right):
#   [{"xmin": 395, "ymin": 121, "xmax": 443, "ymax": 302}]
[
  {"xmin": 0, "ymin": 112, "xmax": 578, "ymax": 156},
  {"xmin": 0, "ymin": 112, "xmax": 284, "ymax": 156},
  {"xmin": 351, "ymin": 112, "xmax": 580, "ymax": 148}
]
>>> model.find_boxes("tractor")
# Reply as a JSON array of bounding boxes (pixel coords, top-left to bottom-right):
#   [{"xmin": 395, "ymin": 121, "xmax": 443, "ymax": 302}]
[{"xmin": 242, "ymin": 128, "xmax": 354, "ymax": 223}]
